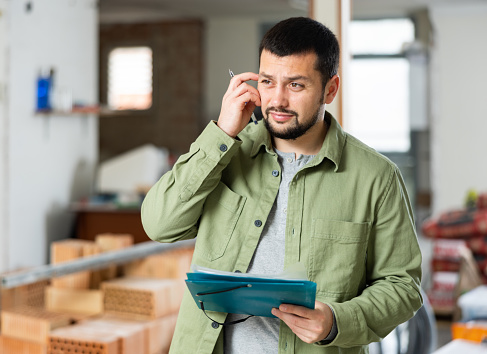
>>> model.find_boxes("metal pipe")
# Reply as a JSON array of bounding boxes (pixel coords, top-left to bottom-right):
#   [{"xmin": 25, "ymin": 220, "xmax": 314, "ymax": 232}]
[{"xmin": 1, "ymin": 239, "xmax": 195, "ymax": 289}]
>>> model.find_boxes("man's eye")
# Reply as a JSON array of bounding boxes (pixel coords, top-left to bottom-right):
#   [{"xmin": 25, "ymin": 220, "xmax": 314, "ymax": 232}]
[
  {"xmin": 261, "ymin": 79, "xmax": 271, "ymax": 84},
  {"xmin": 290, "ymin": 82, "xmax": 303, "ymax": 88}
]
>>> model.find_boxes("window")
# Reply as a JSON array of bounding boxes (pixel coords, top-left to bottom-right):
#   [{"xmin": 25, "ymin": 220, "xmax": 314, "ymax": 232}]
[
  {"xmin": 107, "ymin": 46, "xmax": 153, "ymax": 111},
  {"xmin": 347, "ymin": 19, "xmax": 415, "ymax": 152}
]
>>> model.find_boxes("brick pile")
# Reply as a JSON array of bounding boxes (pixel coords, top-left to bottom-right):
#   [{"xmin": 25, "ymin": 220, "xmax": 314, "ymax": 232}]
[
  {"xmin": 102, "ymin": 278, "xmax": 185, "ymax": 320},
  {"xmin": 0, "ymin": 234, "xmax": 194, "ymax": 354},
  {"xmin": 123, "ymin": 247, "xmax": 193, "ymax": 280}
]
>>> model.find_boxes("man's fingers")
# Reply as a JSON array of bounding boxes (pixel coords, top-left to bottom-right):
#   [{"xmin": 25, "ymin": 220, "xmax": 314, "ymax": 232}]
[
  {"xmin": 236, "ymin": 91, "xmax": 261, "ymax": 109},
  {"xmin": 216, "ymin": 71, "xmax": 260, "ymax": 137},
  {"xmin": 271, "ymin": 308, "xmax": 319, "ymax": 344},
  {"xmin": 229, "ymin": 84, "xmax": 261, "ymax": 105},
  {"xmin": 225, "ymin": 78, "xmax": 261, "ymax": 105},
  {"xmin": 278, "ymin": 303, "xmax": 315, "ymax": 319},
  {"xmin": 272, "ymin": 307, "xmax": 309, "ymax": 330},
  {"xmin": 289, "ymin": 326, "xmax": 317, "ymax": 344},
  {"xmin": 229, "ymin": 71, "xmax": 259, "ymax": 87},
  {"xmin": 225, "ymin": 72, "xmax": 259, "ymax": 96}
]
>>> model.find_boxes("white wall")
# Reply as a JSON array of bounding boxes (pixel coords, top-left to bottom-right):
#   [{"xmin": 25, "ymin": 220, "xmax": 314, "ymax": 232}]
[
  {"xmin": 429, "ymin": 3, "xmax": 487, "ymax": 214},
  {"xmin": 0, "ymin": 0, "xmax": 9, "ymax": 272},
  {"xmin": 0, "ymin": 0, "xmax": 98, "ymax": 272}
]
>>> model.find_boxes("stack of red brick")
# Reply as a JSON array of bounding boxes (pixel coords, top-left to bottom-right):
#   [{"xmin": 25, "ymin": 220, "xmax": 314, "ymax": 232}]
[
  {"xmin": 422, "ymin": 193, "xmax": 487, "ymax": 315},
  {"xmin": 0, "ymin": 234, "xmax": 194, "ymax": 354}
]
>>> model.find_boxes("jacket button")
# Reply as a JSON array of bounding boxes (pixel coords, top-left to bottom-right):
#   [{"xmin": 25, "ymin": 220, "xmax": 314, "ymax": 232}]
[
  {"xmin": 272, "ymin": 170, "xmax": 279, "ymax": 177},
  {"xmin": 234, "ymin": 270, "xmax": 242, "ymax": 273},
  {"xmin": 254, "ymin": 220, "xmax": 262, "ymax": 227},
  {"xmin": 219, "ymin": 144, "xmax": 228, "ymax": 152},
  {"xmin": 211, "ymin": 321, "xmax": 219, "ymax": 329}
]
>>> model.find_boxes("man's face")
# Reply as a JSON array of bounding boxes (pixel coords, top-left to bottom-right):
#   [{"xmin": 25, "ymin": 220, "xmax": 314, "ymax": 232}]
[{"xmin": 258, "ymin": 50, "xmax": 326, "ymax": 140}]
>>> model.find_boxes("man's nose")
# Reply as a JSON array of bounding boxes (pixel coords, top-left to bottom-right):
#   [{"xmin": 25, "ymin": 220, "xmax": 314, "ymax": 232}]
[{"xmin": 271, "ymin": 86, "xmax": 289, "ymax": 108}]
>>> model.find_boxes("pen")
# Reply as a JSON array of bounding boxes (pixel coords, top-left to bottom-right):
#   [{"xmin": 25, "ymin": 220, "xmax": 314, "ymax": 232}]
[{"xmin": 229, "ymin": 69, "xmax": 258, "ymax": 125}]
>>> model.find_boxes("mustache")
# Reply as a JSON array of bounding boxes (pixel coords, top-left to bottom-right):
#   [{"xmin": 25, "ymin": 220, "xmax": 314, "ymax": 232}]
[{"xmin": 265, "ymin": 107, "xmax": 298, "ymax": 117}]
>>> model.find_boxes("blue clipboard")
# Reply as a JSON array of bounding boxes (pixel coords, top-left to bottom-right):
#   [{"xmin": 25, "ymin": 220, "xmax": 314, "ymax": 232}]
[{"xmin": 185, "ymin": 271, "xmax": 316, "ymax": 318}]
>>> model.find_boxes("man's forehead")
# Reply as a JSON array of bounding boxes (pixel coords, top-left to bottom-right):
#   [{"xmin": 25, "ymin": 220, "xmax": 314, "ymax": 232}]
[{"xmin": 259, "ymin": 50, "xmax": 318, "ymax": 78}]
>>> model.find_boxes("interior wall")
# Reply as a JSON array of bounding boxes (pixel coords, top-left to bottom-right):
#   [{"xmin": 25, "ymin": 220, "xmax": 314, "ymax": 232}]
[
  {"xmin": 0, "ymin": 0, "xmax": 9, "ymax": 272},
  {"xmin": 429, "ymin": 3, "xmax": 487, "ymax": 214},
  {"xmin": 2, "ymin": 0, "xmax": 98, "ymax": 272},
  {"xmin": 99, "ymin": 20, "xmax": 203, "ymax": 161},
  {"xmin": 204, "ymin": 17, "xmax": 260, "ymax": 123}
]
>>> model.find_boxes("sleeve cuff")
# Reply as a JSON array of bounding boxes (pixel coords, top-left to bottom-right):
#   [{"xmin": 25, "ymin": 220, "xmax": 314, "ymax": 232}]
[
  {"xmin": 194, "ymin": 121, "xmax": 242, "ymax": 165},
  {"xmin": 315, "ymin": 306, "xmax": 337, "ymax": 346}
]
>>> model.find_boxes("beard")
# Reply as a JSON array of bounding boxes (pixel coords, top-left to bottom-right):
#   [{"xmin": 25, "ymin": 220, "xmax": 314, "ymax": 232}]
[{"xmin": 263, "ymin": 104, "xmax": 323, "ymax": 140}]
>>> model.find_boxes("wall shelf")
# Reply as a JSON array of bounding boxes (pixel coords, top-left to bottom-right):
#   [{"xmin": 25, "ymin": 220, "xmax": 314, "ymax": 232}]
[{"xmin": 35, "ymin": 107, "xmax": 100, "ymax": 116}]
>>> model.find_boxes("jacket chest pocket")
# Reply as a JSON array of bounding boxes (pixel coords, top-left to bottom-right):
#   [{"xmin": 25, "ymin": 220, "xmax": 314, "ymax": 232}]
[
  {"xmin": 309, "ymin": 219, "xmax": 370, "ymax": 297},
  {"xmin": 197, "ymin": 182, "xmax": 246, "ymax": 261}
]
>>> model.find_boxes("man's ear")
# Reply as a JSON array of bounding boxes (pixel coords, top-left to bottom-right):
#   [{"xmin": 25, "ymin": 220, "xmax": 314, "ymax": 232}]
[{"xmin": 324, "ymin": 75, "xmax": 340, "ymax": 104}]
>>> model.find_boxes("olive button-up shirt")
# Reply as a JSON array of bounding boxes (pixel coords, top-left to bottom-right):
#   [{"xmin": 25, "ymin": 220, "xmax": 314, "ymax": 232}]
[{"xmin": 141, "ymin": 112, "xmax": 423, "ymax": 354}]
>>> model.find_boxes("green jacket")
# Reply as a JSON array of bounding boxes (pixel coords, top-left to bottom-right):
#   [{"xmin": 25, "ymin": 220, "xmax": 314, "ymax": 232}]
[{"xmin": 141, "ymin": 112, "xmax": 422, "ymax": 354}]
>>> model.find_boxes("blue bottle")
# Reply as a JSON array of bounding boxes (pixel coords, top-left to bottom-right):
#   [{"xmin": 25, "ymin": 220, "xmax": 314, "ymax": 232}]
[{"xmin": 36, "ymin": 69, "xmax": 53, "ymax": 111}]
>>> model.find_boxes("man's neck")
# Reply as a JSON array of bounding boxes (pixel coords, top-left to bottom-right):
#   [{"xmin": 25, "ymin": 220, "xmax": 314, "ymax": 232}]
[{"xmin": 272, "ymin": 120, "xmax": 328, "ymax": 158}]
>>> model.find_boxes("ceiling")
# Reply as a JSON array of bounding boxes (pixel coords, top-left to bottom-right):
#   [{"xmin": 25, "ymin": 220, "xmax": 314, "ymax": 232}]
[
  {"xmin": 351, "ymin": 0, "xmax": 487, "ymax": 18},
  {"xmin": 99, "ymin": 0, "xmax": 487, "ymax": 23},
  {"xmin": 99, "ymin": 0, "xmax": 308, "ymax": 23}
]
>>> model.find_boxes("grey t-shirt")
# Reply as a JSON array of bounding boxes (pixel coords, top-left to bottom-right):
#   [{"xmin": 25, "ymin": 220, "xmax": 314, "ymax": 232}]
[{"xmin": 224, "ymin": 150, "xmax": 315, "ymax": 353}]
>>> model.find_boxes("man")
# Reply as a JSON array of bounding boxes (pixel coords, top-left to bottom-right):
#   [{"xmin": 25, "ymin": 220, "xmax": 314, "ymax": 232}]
[{"xmin": 142, "ymin": 17, "xmax": 422, "ymax": 354}]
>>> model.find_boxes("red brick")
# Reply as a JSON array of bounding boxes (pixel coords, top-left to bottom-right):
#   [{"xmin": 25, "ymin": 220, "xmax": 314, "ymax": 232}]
[
  {"xmin": 102, "ymin": 278, "xmax": 184, "ymax": 319},
  {"xmin": 1, "ymin": 306, "xmax": 71, "ymax": 343},
  {"xmin": 123, "ymin": 247, "xmax": 193, "ymax": 279},
  {"xmin": 0, "ymin": 335, "xmax": 46, "ymax": 354}
]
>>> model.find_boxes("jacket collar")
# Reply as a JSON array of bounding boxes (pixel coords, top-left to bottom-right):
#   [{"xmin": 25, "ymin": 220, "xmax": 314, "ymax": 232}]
[
  {"xmin": 249, "ymin": 111, "xmax": 346, "ymax": 172},
  {"xmin": 250, "ymin": 122, "xmax": 273, "ymax": 157}
]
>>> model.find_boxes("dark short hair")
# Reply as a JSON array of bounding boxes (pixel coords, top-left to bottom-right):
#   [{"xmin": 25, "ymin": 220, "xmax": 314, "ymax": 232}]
[{"xmin": 259, "ymin": 17, "xmax": 340, "ymax": 88}]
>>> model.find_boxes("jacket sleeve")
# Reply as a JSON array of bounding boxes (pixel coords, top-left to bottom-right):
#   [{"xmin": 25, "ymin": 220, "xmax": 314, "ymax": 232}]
[
  {"xmin": 324, "ymin": 166, "xmax": 423, "ymax": 348},
  {"xmin": 141, "ymin": 121, "xmax": 242, "ymax": 243}
]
